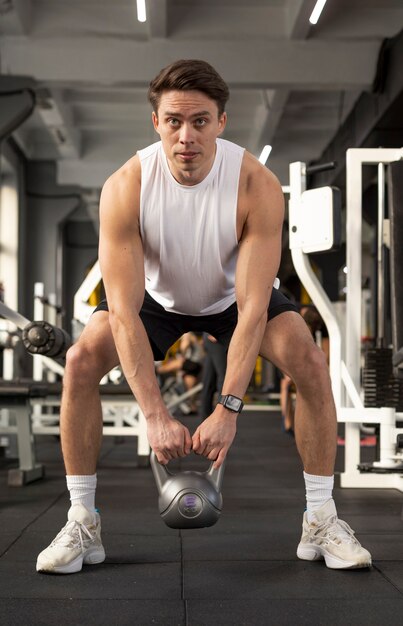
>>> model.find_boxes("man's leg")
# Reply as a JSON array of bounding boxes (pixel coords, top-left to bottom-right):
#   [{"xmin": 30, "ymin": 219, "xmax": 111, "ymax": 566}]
[
  {"xmin": 61, "ymin": 311, "xmax": 119, "ymax": 475},
  {"xmin": 259, "ymin": 311, "xmax": 371, "ymax": 569},
  {"xmin": 37, "ymin": 311, "xmax": 120, "ymax": 574},
  {"xmin": 260, "ymin": 311, "xmax": 336, "ymax": 474}
]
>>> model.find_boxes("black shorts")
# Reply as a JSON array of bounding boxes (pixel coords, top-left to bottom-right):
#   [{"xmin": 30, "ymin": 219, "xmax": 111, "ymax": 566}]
[{"xmin": 93, "ymin": 289, "xmax": 298, "ymax": 360}]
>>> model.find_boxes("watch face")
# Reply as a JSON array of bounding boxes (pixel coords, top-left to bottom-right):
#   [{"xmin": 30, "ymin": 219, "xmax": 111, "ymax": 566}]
[{"xmin": 226, "ymin": 395, "xmax": 242, "ymax": 411}]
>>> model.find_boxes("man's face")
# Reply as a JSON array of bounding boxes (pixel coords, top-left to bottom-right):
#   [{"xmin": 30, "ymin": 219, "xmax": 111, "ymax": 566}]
[{"xmin": 152, "ymin": 90, "xmax": 227, "ymax": 185}]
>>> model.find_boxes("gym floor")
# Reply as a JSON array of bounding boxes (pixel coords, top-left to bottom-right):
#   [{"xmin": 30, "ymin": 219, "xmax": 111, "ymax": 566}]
[{"xmin": 1, "ymin": 409, "xmax": 403, "ymax": 626}]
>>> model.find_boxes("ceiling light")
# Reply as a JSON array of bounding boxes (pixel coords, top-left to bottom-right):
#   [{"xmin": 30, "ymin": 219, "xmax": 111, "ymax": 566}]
[
  {"xmin": 309, "ymin": 0, "xmax": 328, "ymax": 25},
  {"xmin": 258, "ymin": 145, "xmax": 272, "ymax": 165},
  {"xmin": 137, "ymin": 0, "xmax": 146, "ymax": 23}
]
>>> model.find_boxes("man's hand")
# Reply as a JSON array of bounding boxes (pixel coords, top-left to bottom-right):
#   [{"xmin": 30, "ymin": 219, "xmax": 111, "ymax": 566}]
[
  {"xmin": 192, "ymin": 408, "xmax": 237, "ymax": 469},
  {"xmin": 147, "ymin": 415, "xmax": 193, "ymax": 464}
]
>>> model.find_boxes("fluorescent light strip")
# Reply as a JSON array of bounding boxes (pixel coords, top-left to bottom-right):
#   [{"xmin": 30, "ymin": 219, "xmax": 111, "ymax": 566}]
[
  {"xmin": 258, "ymin": 145, "xmax": 272, "ymax": 165},
  {"xmin": 309, "ymin": 0, "xmax": 327, "ymax": 25},
  {"xmin": 137, "ymin": 0, "xmax": 147, "ymax": 23}
]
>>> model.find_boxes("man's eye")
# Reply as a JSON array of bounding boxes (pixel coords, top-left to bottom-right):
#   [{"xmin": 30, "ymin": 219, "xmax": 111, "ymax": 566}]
[
  {"xmin": 195, "ymin": 119, "xmax": 207, "ymax": 126},
  {"xmin": 168, "ymin": 118, "xmax": 179, "ymax": 126}
]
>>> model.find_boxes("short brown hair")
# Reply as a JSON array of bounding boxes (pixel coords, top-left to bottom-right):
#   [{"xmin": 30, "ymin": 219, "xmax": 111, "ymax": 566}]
[{"xmin": 148, "ymin": 59, "xmax": 229, "ymax": 116}]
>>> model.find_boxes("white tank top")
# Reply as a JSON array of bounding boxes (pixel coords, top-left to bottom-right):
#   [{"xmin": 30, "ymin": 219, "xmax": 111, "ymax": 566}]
[{"xmin": 138, "ymin": 138, "xmax": 244, "ymax": 315}]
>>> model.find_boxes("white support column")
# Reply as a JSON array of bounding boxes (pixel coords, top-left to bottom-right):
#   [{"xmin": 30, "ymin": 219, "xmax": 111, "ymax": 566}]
[
  {"xmin": 32, "ymin": 283, "xmax": 45, "ymax": 428},
  {"xmin": 46, "ymin": 293, "xmax": 57, "ymax": 383},
  {"xmin": 343, "ymin": 422, "xmax": 361, "ymax": 476},
  {"xmin": 3, "ymin": 347, "xmax": 14, "ymax": 381},
  {"xmin": 345, "ymin": 149, "xmax": 363, "ymax": 398},
  {"xmin": 288, "ymin": 162, "xmax": 343, "ymax": 410},
  {"xmin": 32, "ymin": 283, "xmax": 45, "ymax": 382}
]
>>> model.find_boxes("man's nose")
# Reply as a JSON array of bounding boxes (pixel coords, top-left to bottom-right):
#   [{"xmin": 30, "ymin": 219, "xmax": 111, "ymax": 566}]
[{"xmin": 179, "ymin": 123, "xmax": 194, "ymax": 144}]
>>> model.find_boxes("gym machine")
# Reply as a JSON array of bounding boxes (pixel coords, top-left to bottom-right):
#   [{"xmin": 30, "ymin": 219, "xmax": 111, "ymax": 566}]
[
  {"xmin": 289, "ymin": 148, "xmax": 403, "ymax": 491},
  {"xmin": 0, "ymin": 288, "xmax": 67, "ymax": 485}
]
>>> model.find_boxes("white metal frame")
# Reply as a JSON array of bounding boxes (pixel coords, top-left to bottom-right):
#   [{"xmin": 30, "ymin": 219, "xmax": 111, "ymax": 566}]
[{"xmin": 289, "ymin": 149, "xmax": 403, "ymax": 491}]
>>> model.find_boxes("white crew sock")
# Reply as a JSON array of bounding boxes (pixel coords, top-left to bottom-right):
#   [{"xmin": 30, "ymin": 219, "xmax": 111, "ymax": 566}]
[
  {"xmin": 303, "ymin": 471, "xmax": 334, "ymax": 523},
  {"xmin": 66, "ymin": 474, "xmax": 97, "ymax": 513}
]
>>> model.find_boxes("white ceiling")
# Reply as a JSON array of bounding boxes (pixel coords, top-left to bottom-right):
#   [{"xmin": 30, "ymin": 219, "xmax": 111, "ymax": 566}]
[{"xmin": 1, "ymin": 0, "xmax": 402, "ymax": 191}]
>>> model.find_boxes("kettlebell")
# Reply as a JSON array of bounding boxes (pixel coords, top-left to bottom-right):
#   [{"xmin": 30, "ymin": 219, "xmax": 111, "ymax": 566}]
[{"xmin": 150, "ymin": 451, "xmax": 225, "ymax": 529}]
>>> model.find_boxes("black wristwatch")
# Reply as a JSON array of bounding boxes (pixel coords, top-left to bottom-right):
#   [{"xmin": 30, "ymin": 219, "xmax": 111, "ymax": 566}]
[{"xmin": 217, "ymin": 394, "xmax": 244, "ymax": 413}]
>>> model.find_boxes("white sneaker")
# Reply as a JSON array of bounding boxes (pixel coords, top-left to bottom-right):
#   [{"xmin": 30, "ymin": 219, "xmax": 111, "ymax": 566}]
[
  {"xmin": 36, "ymin": 504, "xmax": 105, "ymax": 574},
  {"xmin": 296, "ymin": 499, "xmax": 372, "ymax": 569}
]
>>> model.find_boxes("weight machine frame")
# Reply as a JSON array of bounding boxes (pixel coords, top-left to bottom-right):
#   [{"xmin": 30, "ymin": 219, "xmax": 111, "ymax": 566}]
[{"xmin": 289, "ymin": 148, "xmax": 403, "ymax": 491}]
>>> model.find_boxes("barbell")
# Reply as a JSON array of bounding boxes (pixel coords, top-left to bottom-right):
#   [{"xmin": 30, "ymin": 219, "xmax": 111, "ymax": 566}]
[{"xmin": 0, "ymin": 300, "xmax": 71, "ymax": 359}]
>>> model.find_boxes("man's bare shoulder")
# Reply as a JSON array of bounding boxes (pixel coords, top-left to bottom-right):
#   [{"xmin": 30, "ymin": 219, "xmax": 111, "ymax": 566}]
[
  {"xmin": 240, "ymin": 150, "xmax": 283, "ymax": 197},
  {"xmin": 101, "ymin": 155, "xmax": 141, "ymax": 209},
  {"xmin": 237, "ymin": 151, "xmax": 284, "ymax": 233}
]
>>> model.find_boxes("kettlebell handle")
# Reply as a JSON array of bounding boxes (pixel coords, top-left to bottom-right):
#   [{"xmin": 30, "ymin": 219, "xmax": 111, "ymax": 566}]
[
  {"xmin": 150, "ymin": 451, "xmax": 226, "ymax": 494},
  {"xmin": 206, "ymin": 458, "xmax": 226, "ymax": 491},
  {"xmin": 150, "ymin": 451, "xmax": 171, "ymax": 493}
]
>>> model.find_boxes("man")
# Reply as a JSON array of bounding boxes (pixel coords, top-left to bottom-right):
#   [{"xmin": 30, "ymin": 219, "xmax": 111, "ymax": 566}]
[
  {"xmin": 199, "ymin": 333, "xmax": 228, "ymax": 420},
  {"xmin": 156, "ymin": 332, "xmax": 204, "ymax": 407},
  {"xmin": 36, "ymin": 59, "xmax": 371, "ymax": 574}
]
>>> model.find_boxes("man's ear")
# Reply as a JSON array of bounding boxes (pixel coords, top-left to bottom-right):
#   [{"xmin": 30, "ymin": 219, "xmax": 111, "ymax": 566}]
[
  {"xmin": 217, "ymin": 112, "xmax": 227, "ymax": 136},
  {"xmin": 152, "ymin": 111, "xmax": 159, "ymax": 134}
]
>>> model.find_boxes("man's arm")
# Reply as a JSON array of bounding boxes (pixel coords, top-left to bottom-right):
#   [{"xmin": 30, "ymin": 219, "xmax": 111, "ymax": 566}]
[
  {"xmin": 222, "ymin": 158, "xmax": 284, "ymax": 401},
  {"xmin": 99, "ymin": 159, "xmax": 192, "ymax": 463},
  {"xmin": 192, "ymin": 155, "xmax": 284, "ymax": 467}
]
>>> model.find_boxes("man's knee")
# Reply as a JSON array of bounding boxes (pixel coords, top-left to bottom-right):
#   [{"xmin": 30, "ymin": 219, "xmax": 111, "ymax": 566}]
[
  {"xmin": 64, "ymin": 341, "xmax": 106, "ymax": 385},
  {"xmin": 292, "ymin": 343, "xmax": 330, "ymax": 389}
]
